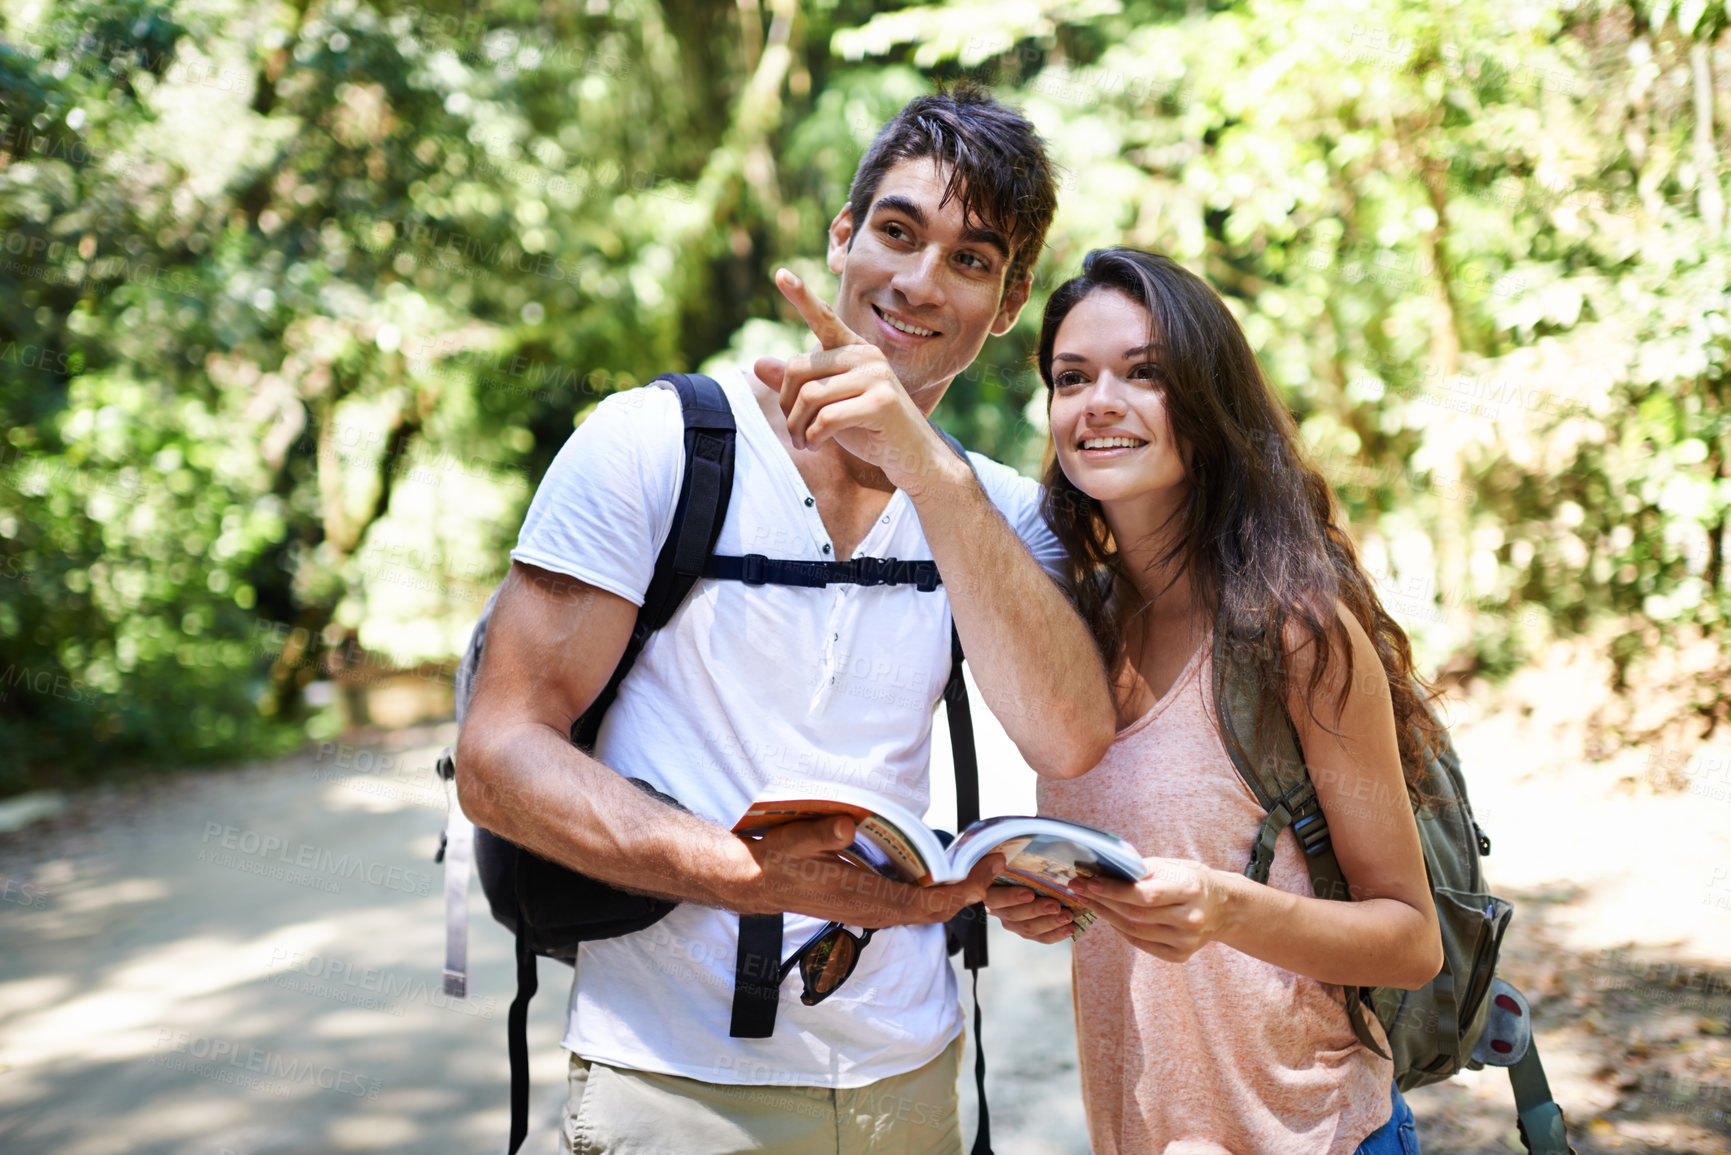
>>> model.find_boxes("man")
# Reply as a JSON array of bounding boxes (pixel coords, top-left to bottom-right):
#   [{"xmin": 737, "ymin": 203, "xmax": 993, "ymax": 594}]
[{"xmin": 458, "ymin": 84, "xmax": 1115, "ymax": 1154}]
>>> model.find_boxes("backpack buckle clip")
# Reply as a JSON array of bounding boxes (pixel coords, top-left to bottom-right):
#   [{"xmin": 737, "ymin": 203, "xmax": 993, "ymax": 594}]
[
  {"xmin": 1278, "ymin": 781, "xmax": 1331, "ymax": 858},
  {"xmin": 850, "ymin": 556, "xmax": 896, "ymax": 586},
  {"xmin": 741, "ymin": 553, "xmax": 767, "ymax": 585},
  {"xmin": 1292, "ymin": 808, "xmax": 1332, "ymax": 857}
]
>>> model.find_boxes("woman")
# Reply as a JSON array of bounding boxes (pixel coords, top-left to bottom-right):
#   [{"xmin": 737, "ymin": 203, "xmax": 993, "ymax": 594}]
[{"xmin": 986, "ymin": 248, "xmax": 1442, "ymax": 1154}]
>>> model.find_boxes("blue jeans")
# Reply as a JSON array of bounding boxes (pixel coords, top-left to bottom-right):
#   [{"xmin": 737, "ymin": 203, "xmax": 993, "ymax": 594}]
[{"xmin": 1353, "ymin": 1083, "xmax": 1420, "ymax": 1155}]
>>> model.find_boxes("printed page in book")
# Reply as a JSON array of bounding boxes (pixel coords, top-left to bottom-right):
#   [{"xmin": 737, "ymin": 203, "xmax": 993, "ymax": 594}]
[{"xmin": 733, "ymin": 788, "xmax": 945, "ymax": 885}]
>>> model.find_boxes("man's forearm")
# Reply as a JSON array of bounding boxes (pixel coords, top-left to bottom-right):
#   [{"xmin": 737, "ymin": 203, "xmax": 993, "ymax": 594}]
[
  {"xmin": 905, "ymin": 453, "xmax": 1115, "ymax": 779},
  {"xmin": 457, "ymin": 721, "xmax": 758, "ymax": 907},
  {"xmin": 456, "ymin": 721, "xmax": 989, "ymax": 925}
]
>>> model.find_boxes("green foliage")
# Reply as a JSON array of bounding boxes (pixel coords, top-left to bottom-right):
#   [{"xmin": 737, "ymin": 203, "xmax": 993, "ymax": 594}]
[{"xmin": 1, "ymin": 0, "xmax": 1727, "ymax": 790}]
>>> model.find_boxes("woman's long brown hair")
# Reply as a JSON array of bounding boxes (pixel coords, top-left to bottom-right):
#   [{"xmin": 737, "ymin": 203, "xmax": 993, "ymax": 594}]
[{"xmin": 1037, "ymin": 248, "xmax": 1441, "ymax": 800}]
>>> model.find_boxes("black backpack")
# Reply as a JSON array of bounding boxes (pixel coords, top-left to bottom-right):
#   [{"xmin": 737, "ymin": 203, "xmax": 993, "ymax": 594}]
[
  {"xmin": 1213, "ymin": 632, "xmax": 1575, "ymax": 1155},
  {"xmin": 434, "ymin": 372, "xmax": 996, "ymax": 1155}
]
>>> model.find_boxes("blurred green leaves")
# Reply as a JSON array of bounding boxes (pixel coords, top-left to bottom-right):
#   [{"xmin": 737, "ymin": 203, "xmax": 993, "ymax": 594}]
[{"xmin": 0, "ymin": 0, "xmax": 1727, "ymax": 790}]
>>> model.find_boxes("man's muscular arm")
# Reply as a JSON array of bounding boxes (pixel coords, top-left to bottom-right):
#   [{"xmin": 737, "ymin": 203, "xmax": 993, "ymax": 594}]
[
  {"xmin": 455, "ymin": 561, "xmax": 998, "ymax": 924},
  {"xmin": 900, "ymin": 456, "xmax": 1111, "ymax": 780},
  {"xmin": 760, "ymin": 270, "xmax": 1115, "ymax": 780}
]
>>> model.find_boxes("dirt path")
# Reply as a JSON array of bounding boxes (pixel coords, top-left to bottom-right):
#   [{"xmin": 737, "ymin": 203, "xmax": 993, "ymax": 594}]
[
  {"xmin": 1385, "ymin": 651, "xmax": 1731, "ymax": 1155},
  {"xmin": 0, "ymin": 724, "xmax": 572, "ymax": 1154},
  {"xmin": 0, "ymin": 659, "xmax": 1727, "ymax": 1154}
]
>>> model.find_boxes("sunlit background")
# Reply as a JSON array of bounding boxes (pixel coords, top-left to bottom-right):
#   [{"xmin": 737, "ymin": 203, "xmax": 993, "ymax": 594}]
[
  {"xmin": 1, "ymin": 0, "xmax": 1726, "ymax": 788},
  {"xmin": 2, "ymin": 2, "xmax": 1730, "ymax": 1152}
]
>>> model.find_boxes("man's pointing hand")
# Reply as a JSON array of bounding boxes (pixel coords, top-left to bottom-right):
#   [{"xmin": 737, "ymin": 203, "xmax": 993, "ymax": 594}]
[
  {"xmin": 763, "ymin": 266, "xmax": 866, "ymax": 354},
  {"xmin": 753, "ymin": 270, "xmax": 958, "ymax": 494}
]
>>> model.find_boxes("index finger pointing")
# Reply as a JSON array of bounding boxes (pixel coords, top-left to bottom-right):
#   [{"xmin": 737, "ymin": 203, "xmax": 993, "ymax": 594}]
[{"xmin": 775, "ymin": 268, "xmax": 863, "ymax": 350}]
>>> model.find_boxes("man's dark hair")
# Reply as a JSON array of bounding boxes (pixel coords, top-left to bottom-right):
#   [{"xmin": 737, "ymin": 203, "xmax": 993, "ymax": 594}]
[{"xmin": 848, "ymin": 82, "xmax": 1058, "ymax": 296}]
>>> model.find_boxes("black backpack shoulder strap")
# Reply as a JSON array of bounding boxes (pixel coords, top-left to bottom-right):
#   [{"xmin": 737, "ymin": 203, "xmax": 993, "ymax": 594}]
[
  {"xmin": 946, "ymin": 625, "xmax": 982, "ymax": 842},
  {"xmin": 570, "ymin": 373, "xmax": 735, "ymax": 749},
  {"xmin": 943, "ymin": 618, "xmax": 995, "ymax": 1155},
  {"xmin": 927, "ymin": 421, "xmax": 985, "ymax": 946},
  {"xmin": 928, "ymin": 421, "xmax": 995, "ymax": 1155}
]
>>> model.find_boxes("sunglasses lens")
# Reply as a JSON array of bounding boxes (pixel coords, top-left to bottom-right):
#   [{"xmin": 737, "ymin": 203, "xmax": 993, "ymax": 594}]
[{"xmin": 800, "ymin": 929, "xmax": 858, "ymax": 1004}]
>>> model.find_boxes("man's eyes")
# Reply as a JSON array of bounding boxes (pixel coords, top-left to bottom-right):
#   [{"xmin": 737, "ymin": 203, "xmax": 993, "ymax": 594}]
[{"xmin": 875, "ymin": 223, "xmax": 995, "ymax": 273}]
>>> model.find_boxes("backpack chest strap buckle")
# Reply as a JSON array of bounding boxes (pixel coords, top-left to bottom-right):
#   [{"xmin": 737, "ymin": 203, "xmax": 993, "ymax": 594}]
[
  {"xmin": 1274, "ymin": 780, "xmax": 1332, "ymax": 858},
  {"xmin": 847, "ymin": 555, "xmax": 895, "ymax": 586},
  {"xmin": 1246, "ymin": 780, "xmax": 1333, "ymax": 883}
]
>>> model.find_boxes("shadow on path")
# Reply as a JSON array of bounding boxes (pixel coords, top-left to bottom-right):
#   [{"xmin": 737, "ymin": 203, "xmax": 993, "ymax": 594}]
[
  {"xmin": 0, "ymin": 725, "xmax": 571, "ymax": 1155},
  {"xmin": 3, "ymin": 717, "xmax": 1727, "ymax": 1154},
  {"xmin": 1407, "ymin": 884, "xmax": 1731, "ymax": 1155}
]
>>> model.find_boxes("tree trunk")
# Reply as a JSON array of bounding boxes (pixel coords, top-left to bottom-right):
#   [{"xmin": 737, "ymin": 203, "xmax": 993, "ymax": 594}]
[{"xmin": 261, "ymin": 391, "xmax": 421, "ymax": 718}]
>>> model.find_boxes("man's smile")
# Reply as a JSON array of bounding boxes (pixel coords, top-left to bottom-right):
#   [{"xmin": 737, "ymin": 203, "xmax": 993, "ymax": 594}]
[{"xmin": 871, "ymin": 303, "xmax": 941, "ymax": 339}]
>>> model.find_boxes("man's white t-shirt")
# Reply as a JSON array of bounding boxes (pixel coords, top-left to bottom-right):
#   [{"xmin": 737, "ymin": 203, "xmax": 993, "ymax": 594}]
[{"xmin": 510, "ymin": 365, "xmax": 1063, "ymax": 1087}]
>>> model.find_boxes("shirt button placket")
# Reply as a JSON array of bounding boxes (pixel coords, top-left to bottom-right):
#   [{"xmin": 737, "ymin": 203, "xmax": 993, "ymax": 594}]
[{"xmin": 812, "ymin": 605, "xmax": 842, "ymax": 710}]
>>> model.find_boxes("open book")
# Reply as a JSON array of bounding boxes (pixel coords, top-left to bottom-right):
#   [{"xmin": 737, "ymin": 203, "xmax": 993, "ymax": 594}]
[{"xmin": 733, "ymin": 782, "xmax": 1149, "ymax": 932}]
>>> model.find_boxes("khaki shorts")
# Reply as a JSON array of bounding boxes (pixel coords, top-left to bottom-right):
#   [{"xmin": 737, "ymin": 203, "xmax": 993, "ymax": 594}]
[{"xmin": 561, "ymin": 1035, "xmax": 964, "ymax": 1155}]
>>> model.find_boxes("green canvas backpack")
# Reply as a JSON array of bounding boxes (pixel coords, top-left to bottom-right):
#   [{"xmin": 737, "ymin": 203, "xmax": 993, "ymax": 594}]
[{"xmin": 1211, "ymin": 630, "xmax": 1575, "ymax": 1155}]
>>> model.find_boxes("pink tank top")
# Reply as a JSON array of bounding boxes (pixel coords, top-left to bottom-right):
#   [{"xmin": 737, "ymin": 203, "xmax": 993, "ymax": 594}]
[{"xmin": 1038, "ymin": 640, "xmax": 1393, "ymax": 1155}]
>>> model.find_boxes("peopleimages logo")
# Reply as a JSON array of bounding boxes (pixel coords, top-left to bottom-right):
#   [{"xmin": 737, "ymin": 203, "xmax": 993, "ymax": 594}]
[
  {"xmin": 149, "ymin": 1029, "xmax": 383, "ymax": 1099},
  {"xmin": 0, "ymin": 663, "xmax": 92, "ymax": 704},
  {"xmin": 1, "ymin": 875, "xmax": 50, "ymax": 910},
  {"xmin": 0, "ymin": 340, "xmax": 74, "ymax": 374},
  {"xmin": 266, "ymin": 946, "xmax": 499, "ymax": 1018},
  {"xmin": 198, "ymin": 823, "xmax": 432, "ymax": 896}
]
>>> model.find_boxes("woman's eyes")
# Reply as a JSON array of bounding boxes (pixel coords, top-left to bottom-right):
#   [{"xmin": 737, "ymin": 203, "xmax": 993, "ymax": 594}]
[{"xmin": 1052, "ymin": 363, "xmax": 1163, "ymax": 390}]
